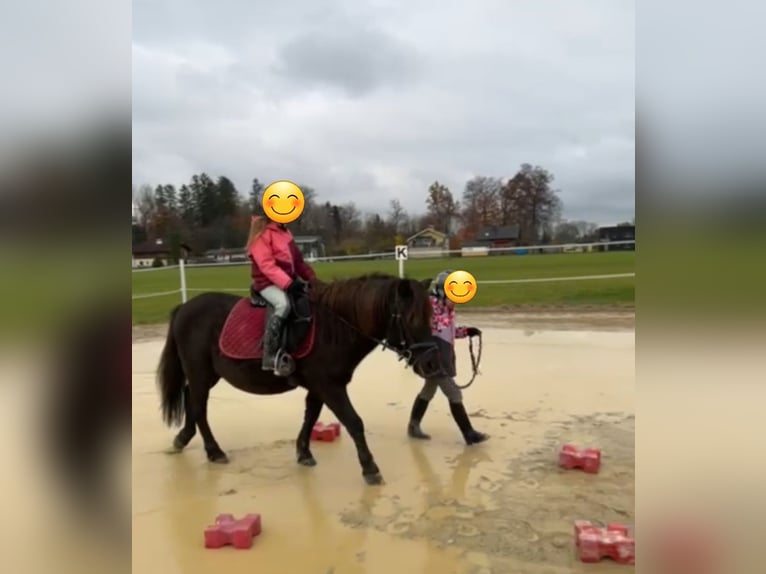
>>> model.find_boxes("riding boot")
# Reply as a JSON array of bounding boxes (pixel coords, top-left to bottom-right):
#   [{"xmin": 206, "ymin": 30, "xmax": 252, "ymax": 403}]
[
  {"xmin": 449, "ymin": 401, "xmax": 490, "ymax": 445},
  {"xmin": 407, "ymin": 397, "xmax": 432, "ymax": 440},
  {"xmin": 261, "ymin": 315, "xmax": 286, "ymax": 373}
]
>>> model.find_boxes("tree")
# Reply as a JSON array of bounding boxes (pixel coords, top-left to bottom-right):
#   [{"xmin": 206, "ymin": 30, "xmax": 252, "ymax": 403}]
[
  {"xmin": 249, "ymin": 178, "xmax": 264, "ymax": 213},
  {"xmin": 152, "ymin": 184, "xmax": 178, "ymax": 239},
  {"xmin": 215, "ymin": 176, "xmax": 240, "ymax": 219},
  {"xmin": 290, "ymin": 184, "xmax": 319, "ymax": 234},
  {"xmin": 339, "ymin": 202, "xmax": 363, "ymax": 236},
  {"xmin": 162, "ymin": 184, "xmax": 177, "ymax": 213},
  {"xmin": 134, "ymin": 184, "xmax": 155, "ymax": 231},
  {"xmin": 502, "ymin": 164, "xmax": 562, "ymax": 244},
  {"xmin": 365, "ymin": 213, "xmax": 394, "ymax": 251},
  {"xmin": 552, "ymin": 221, "xmax": 581, "ymax": 243},
  {"xmin": 178, "ymin": 184, "xmax": 195, "ymax": 225},
  {"xmin": 399, "ymin": 213, "xmax": 419, "ymax": 237},
  {"xmin": 131, "ymin": 222, "xmax": 146, "ymax": 245},
  {"xmin": 461, "ymin": 176, "xmax": 502, "ymax": 234},
  {"xmin": 572, "ymin": 220, "xmax": 599, "ymax": 241},
  {"xmin": 425, "ymin": 181, "xmax": 459, "ymax": 234},
  {"xmin": 388, "ymin": 199, "xmax": 407, "ymax": 233}
]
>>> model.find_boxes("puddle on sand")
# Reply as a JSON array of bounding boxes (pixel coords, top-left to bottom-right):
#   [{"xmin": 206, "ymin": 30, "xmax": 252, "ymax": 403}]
[{"xmin": 132, "ymin": 328, "xmax": 635, "ymax": 573}]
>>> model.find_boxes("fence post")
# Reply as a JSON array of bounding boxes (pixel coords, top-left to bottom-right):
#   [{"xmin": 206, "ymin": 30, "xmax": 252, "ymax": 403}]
[{"xmin": 179, "ymin": 257, "xmax": 188, "ymax": 303}]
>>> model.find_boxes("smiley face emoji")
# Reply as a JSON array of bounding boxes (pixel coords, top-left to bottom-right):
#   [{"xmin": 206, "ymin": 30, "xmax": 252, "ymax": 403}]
[
  {"xmin": 262, "ymin": 180, "xmax": 305, "ymax": 224},
  {"xmin": 444, "ymin": 270, "xmax": 477, "ymax": 304}
]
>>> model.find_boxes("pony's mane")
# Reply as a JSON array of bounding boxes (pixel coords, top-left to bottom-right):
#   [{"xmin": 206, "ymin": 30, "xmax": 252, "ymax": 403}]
[{"xmin": 310, "ymin": 273, "xmax": 430, "ymax": 337}]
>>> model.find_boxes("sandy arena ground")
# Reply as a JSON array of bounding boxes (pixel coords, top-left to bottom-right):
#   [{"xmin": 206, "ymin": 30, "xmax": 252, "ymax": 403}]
[{"xmin": 132, "ymin": 314, "xmax": 634, "ymax": 573}]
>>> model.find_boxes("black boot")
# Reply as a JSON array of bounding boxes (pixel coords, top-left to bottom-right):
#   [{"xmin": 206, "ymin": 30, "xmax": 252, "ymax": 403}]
[
  {"xmin": 407, "ymin": 397, "xmax": 431, "ymax": 439},
  {"xmin": 261, "ymin": 315, "xmax": 286, "ymax": 373},
  {"xmin": 449, "ymin": 402, "xmax": 490, "ymax": 445}
]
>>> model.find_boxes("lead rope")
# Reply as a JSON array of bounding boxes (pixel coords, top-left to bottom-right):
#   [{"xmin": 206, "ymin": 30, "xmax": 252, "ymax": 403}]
[{"xmin": 456, "ymin": 332, "xmax": 482, "ymax": 390}]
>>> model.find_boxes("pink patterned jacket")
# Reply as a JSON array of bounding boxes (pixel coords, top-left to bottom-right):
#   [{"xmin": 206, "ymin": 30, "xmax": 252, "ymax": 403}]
[{"xmin": 430, "ymin": 295, "xmax": 468, "ymax": 345}]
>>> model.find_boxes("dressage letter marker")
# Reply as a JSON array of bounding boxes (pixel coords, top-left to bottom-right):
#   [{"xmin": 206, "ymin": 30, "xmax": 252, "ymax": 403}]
[{"xmin": 395, "ymin": 245, "xmax": 408, "ymax": 278}]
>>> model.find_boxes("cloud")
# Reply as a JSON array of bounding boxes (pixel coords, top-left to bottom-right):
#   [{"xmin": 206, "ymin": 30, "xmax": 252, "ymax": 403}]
[
  {"xmin": 132, "ymin": 0, "xmax": 635, "ymax": 225},
  {"xmin": 273, "ymin": 27, "xmax": 422, "ymax": 97}
]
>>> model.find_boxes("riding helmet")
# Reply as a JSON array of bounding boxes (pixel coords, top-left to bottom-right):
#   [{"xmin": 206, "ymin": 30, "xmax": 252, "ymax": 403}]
[{"xmin": 431, "ymin": 269, "xmax": 453, "ymax": 300}]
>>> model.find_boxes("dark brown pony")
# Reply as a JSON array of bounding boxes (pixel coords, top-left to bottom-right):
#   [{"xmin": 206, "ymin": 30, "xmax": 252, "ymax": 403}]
[{"xmin": 156, "ymin": 273, "xmax": 438, "ymax": 485}]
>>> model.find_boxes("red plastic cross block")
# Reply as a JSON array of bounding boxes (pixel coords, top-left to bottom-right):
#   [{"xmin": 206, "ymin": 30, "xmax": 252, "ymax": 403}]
[
  {"xmin": 559, "ymin": 444, "xmax": 601, "ymax": 473},
  {"xmin": 311, "ymin": 422, "xmax": 341, "ymax": 442},
  {"xmin": 574, "ymin": 520, "xmax": 635, "ymax": 565},
  {"xmin": 204, "ymin": 513, "xmax": 262, "ymax": 549}
]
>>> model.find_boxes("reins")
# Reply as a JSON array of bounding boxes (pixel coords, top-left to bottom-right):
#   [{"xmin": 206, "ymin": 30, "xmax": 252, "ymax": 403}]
[{"xmin": 456, "ymin": 332, "xmax": 483, "ymax": 390}]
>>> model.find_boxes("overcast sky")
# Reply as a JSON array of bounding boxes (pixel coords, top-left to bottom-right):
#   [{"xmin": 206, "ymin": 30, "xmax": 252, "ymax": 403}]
[{"xmin": 132, "ymin": 0, "xmax": 635, "ymax": 225}]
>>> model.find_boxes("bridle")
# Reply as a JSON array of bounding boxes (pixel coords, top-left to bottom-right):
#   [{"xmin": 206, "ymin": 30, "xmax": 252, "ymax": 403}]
[{"xmin": 380, "ymin": 294, "xmax": 441, "ymax": 376}]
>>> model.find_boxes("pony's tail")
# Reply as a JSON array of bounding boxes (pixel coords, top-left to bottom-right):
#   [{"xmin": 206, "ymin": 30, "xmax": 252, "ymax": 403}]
[{"xmin": 157, "ymin": 304, "xmax": 186, "ymax": 427}]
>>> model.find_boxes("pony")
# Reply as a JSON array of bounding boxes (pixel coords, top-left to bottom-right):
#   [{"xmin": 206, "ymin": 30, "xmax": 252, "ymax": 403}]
[{"xmin": 156, "ymin": 273, "xmax": 440, "ymax": 485}]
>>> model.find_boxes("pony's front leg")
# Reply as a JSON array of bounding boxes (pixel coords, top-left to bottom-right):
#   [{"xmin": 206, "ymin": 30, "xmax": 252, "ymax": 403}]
[
  {"xmin": 320, "ymin": 385, "xmax": 382, "ymax": 485},
  {"xmin": 296, "ymin": 391, "xmax": 323, "ymax": 466}
]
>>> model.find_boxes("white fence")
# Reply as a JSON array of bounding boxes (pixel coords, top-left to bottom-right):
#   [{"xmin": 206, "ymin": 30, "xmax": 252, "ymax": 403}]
[{"xmin": 131, "ymin": 240, "xmax": 635, "ymax": 302}]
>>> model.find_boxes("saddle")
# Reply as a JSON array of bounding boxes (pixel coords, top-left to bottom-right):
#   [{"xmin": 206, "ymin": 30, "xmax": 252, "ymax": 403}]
[
  {"xmin": 249, "ymin": 284, "xmax": 312, "ymax": 324},
  {"xmin": 218, "ymin": 283, "xmax": 315, "ymax": 373}
]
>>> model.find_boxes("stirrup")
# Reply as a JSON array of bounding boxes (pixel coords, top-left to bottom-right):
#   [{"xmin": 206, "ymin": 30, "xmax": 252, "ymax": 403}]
[{"xmin": 273, "ymin": 349, "xmax": 295, "ymax": 377}]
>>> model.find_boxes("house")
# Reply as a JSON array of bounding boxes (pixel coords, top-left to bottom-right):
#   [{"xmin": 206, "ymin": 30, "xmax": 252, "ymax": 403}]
[
  {"xmin": 405, "ymin": 227, "xmax": 449, "ymax": 258},
  {"xmin": 293, "ymin": 236, "xmax": 325, "ymax": 261},
  {"xmin": 204, "ymin": 248, "xmax": 249, "ymax": 263},
  {"xmin": 473, "ymin": 225, "xmax": 520, "ymax": 254},
  {"xmin": 131, "ymin": 238, "xmax": 191, "ymax": 268},
  {"xmin": 598, "ymin": 224, "xmax": 635, "ymax": 251}
]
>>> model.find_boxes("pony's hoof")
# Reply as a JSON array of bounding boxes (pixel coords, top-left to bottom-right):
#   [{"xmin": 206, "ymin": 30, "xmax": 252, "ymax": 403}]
[
  {"xmin": 297, "ymin": 455, "xmax": 317, "ymax": 467},
  {"xmin": 207, "ymin": 450, "xmax": 229, "ymax": 464},
  {"xmin": 466, "ymin": 432, "xmax": 490, "ymax": 445},
  {"xmin": 363, "ymin": 472, "xmax": 384, "ymax": 485},
  {"xmin": 171, "ymin": 436, "xmax": 187, "ymax": 452}
]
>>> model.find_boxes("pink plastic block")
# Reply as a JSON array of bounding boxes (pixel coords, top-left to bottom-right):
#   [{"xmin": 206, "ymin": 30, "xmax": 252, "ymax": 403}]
[
  {"xmin": 559, "ymin": 444, "xmax": 601, "ymax": 473},
  {"xmin": 574, "ymin": 520, "xmax": 635, "ymax": 564},
  {"xmin": 204, "ymin": 513, "xmax": 262, "ymax": 549},
  {"xmin": 311, "ymin": 422, "xmax": 341, "ymax": 442}
]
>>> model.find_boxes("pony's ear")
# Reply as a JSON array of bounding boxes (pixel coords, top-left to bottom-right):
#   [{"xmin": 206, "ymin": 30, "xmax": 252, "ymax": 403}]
[{"xmin": 420, "ymin": 278, "xmax": 432, "ymax": 290}]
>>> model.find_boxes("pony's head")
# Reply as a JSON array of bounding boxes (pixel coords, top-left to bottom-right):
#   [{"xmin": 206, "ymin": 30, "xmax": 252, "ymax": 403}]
[{"xmin": 382, "ymin": 275, "xmax": 434, "ymax": 354}]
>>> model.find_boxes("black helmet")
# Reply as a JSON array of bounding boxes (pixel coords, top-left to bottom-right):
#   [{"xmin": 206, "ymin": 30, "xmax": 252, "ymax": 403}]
[{"xmin": 430, "ymin": 269, "xmax": 453, "ymax": 299}]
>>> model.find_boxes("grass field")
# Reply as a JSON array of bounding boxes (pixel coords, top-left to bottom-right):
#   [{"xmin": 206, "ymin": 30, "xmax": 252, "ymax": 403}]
[{"xmin": 132, "ymin": 251, "xmax": 635, "ymax": 324}]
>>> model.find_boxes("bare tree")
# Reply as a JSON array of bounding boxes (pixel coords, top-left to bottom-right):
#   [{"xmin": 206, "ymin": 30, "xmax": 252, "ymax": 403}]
[
  {"xmin": 388, "ymin": 199, "xmax": 408, "ymax": 233},
  {"xmin": 134, "ymin": 184, "xmax": 156, "ymax": 234}
]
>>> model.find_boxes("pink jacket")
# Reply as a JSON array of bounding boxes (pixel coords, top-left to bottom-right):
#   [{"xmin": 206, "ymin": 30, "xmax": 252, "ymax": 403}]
[
  {"xmin": 430, "ymin": 295, "xmax": 468, "ymax": 345},
  {"xmin": 248, "ymin": 222, "xmax": 316, "ymax": 291}
]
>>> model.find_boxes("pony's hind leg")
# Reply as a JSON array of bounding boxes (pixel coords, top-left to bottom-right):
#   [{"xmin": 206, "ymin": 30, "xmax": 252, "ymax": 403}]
[
  {"xmin": 296, "ymin": 391, "xmax": 323, "ymax": 466},
  {"xmin": 186, "ymin": 373, "xmax": 227, "ymax": 463},
  {"xmin": 170, "ymin": 386, "xmax": 197, "ymax": 452}
]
